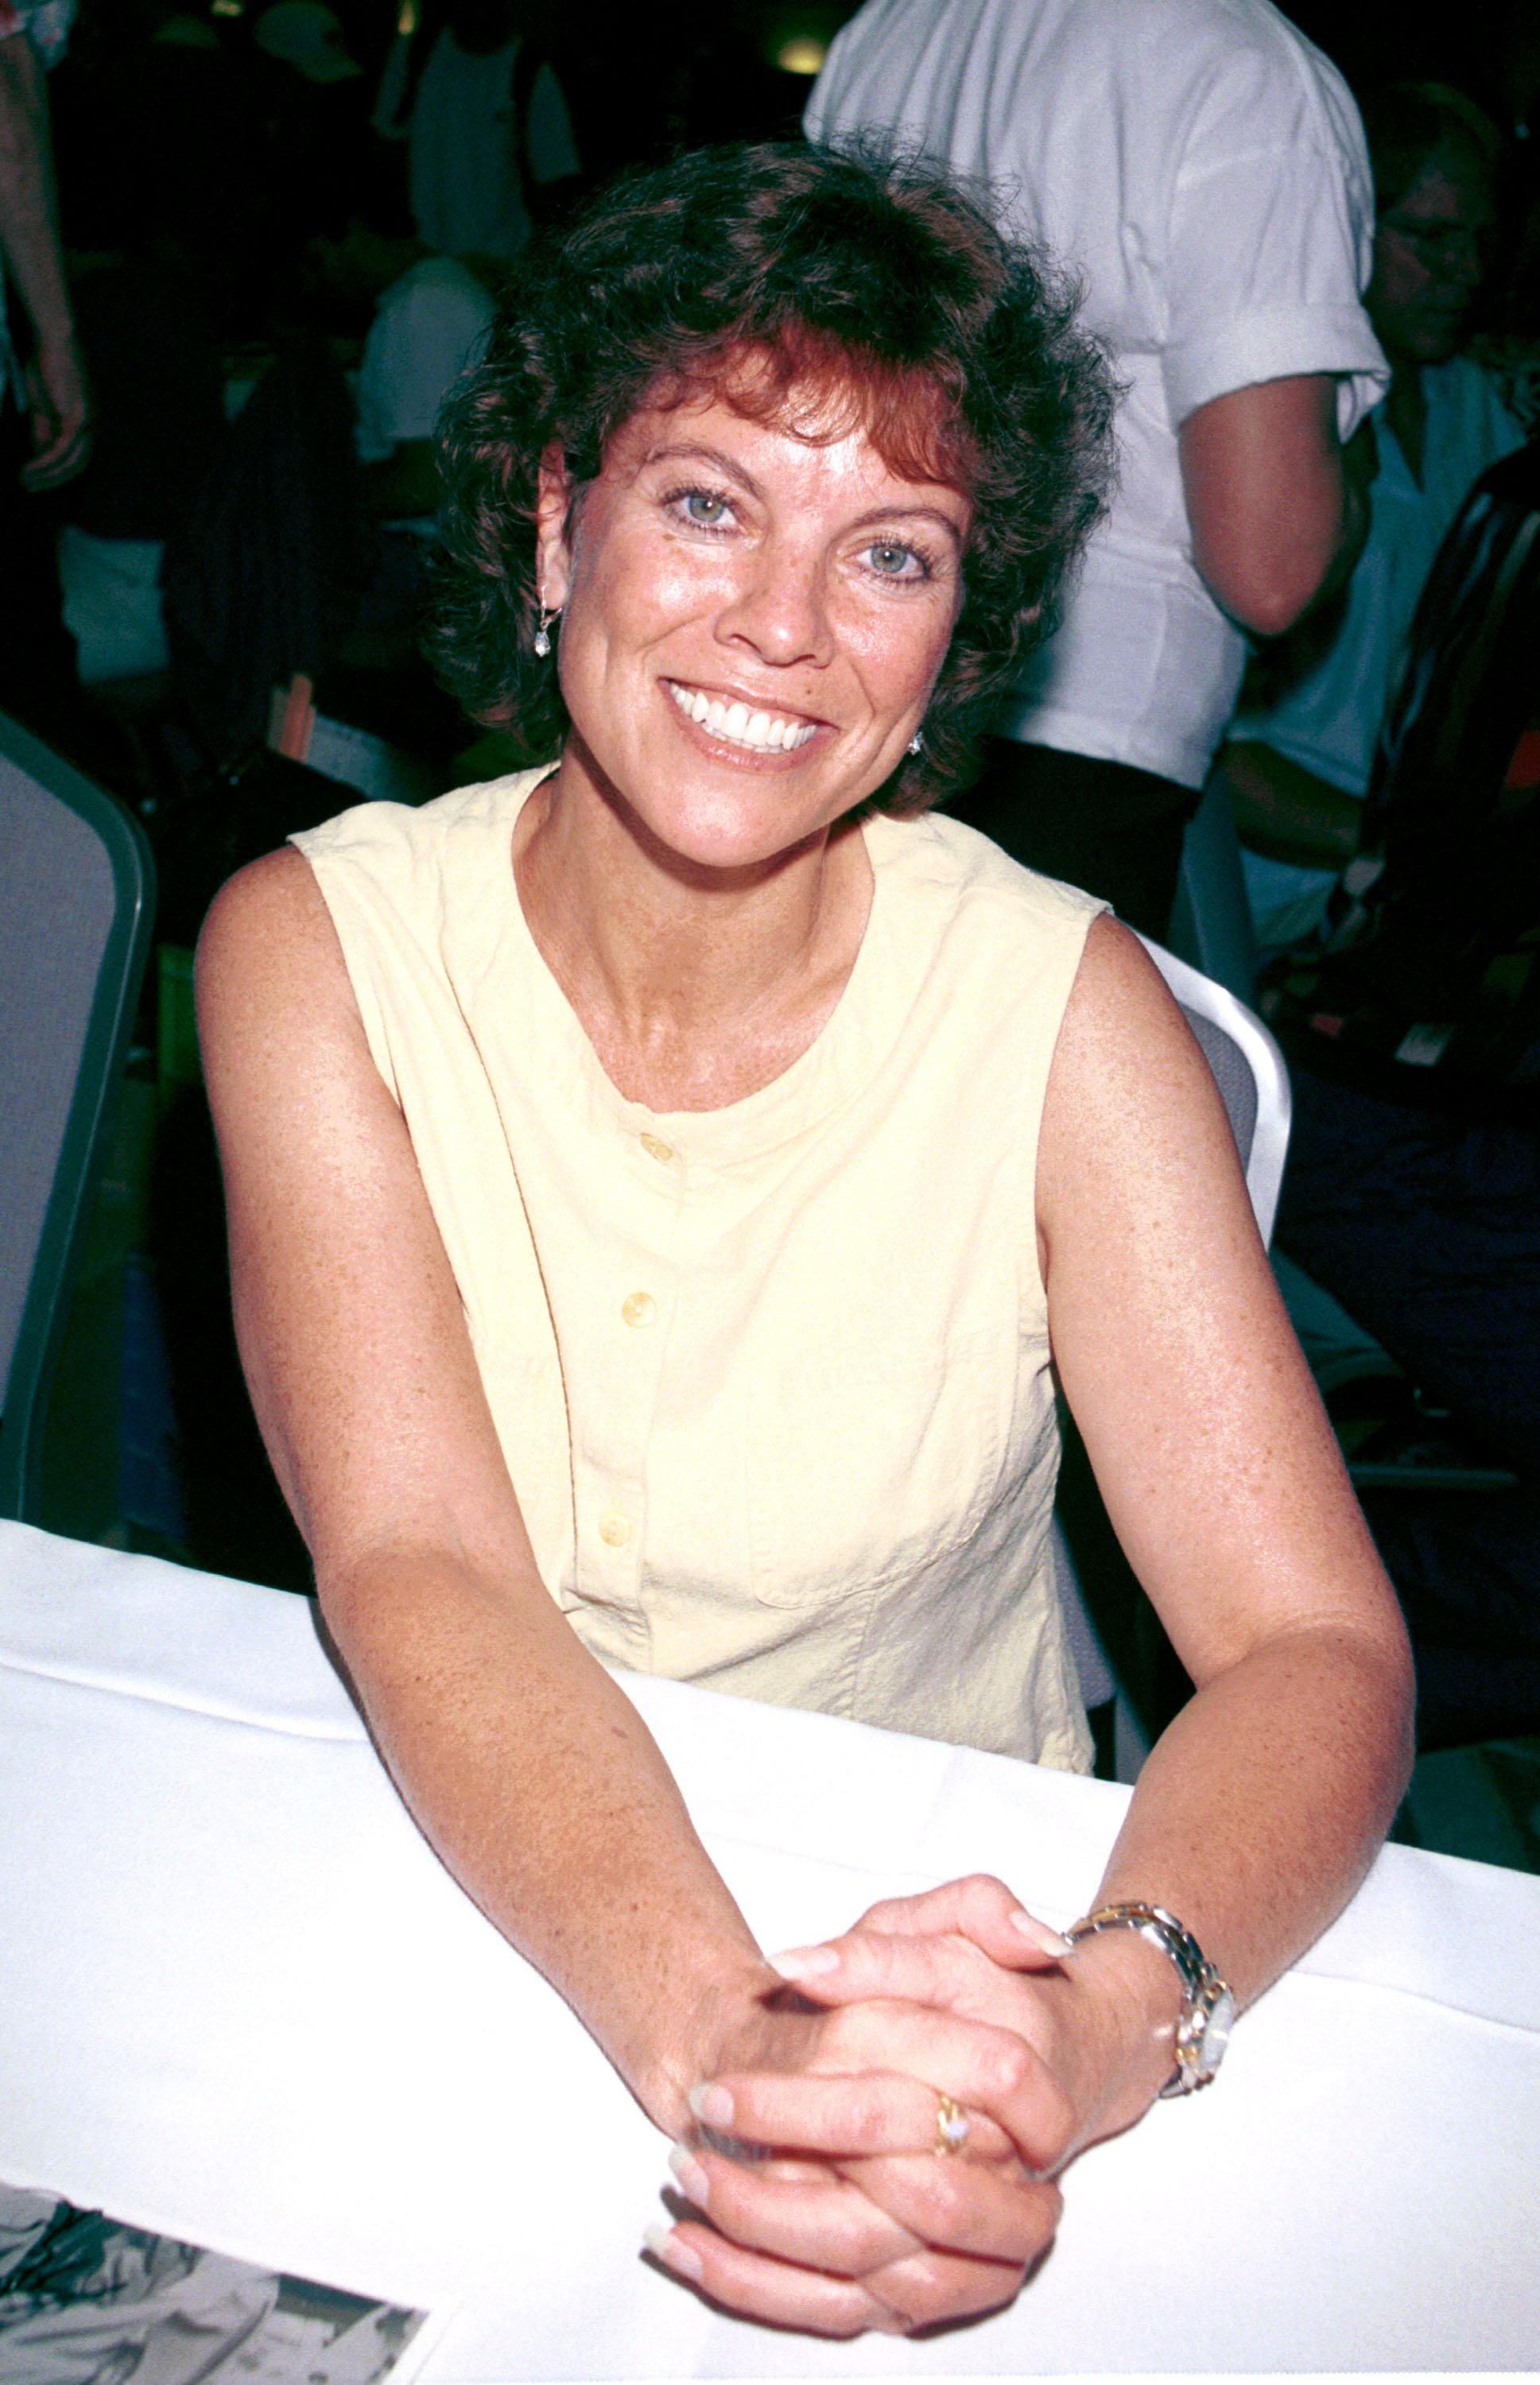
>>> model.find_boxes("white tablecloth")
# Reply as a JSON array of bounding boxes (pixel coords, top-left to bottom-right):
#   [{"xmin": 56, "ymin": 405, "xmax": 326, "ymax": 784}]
[{"xmin": 2, "ymin": 1520, "xmax": 1538, "ymax": 2378}]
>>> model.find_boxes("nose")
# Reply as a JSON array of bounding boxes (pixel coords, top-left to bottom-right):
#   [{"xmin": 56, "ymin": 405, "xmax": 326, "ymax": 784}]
[{"xmin": 716, "ymin": 533, "xmax": 833, "ymax": 671}]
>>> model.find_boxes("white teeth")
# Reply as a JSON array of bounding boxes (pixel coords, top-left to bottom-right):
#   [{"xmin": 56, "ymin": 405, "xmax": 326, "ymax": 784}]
[{"xmin": 665, "ymin": 681, "xmax": 817, "ymax": 752}]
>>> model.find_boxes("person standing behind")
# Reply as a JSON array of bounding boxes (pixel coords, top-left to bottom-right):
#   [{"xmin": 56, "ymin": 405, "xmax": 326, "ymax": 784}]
[
  {"xmin": 1224, "ymin": 86, "xmax": 1523, "ymax": 955},
  {"xmin": 376, "ymin": 0, "xmax": 580, "ymax": 266},
  {"xmin": 0, "ymin": 0, "xmax": 89, "ymax": 731},
  {"xmin": 805, "ymin": 0, "xmax": 1385, "ymax": 934}
]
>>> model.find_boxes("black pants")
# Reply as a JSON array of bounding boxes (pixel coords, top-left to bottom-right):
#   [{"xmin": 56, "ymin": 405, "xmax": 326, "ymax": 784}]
[{"xmin": 948, "ymin": 738, "xmax": 1198, "ymax": 939}]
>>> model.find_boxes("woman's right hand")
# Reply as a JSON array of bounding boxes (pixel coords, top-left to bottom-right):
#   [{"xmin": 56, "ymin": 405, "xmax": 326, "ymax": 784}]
[{"xmin": 643, "ymin": 1968, "xmax": 1068, "ymax": 2335}]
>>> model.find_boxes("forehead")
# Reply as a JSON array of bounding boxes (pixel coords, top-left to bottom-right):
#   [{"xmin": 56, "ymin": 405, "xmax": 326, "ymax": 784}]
[
  {"xmin": 605, "ymin": 384, "xmax": 972, "ymax": 518},
  {"xmin": 611, "ymin": 343, "xmax": 974, "ymax": 502}
]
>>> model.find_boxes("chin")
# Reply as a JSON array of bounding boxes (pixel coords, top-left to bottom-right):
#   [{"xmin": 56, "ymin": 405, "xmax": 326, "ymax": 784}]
[
  {"xmin": 1408, "ymin": 320, "xmax": 1468, "ymax": 365},
  {"xmin": 646, "ymin": 790, "xmax": 829, "ymax": 874}
]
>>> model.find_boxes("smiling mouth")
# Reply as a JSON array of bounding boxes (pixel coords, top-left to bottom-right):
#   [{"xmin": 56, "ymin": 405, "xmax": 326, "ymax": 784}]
[{"xmin": 664, "ymin": 680, "xmax": 820, "ymax": 753}]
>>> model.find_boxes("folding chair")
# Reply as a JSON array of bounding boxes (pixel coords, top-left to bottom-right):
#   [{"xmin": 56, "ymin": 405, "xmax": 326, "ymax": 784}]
[{"xmin": 0, "ymin": 714, "xmax": 155, "ymax": 1523}]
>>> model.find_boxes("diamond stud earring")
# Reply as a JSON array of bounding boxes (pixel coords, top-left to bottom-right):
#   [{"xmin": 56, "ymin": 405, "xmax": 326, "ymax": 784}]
[{"xmin": 907, "ymin": 729, "xmax": 924, "ymax": 756}]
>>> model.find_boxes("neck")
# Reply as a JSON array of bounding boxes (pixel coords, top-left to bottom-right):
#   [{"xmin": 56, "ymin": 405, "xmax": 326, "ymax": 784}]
[{"xmin": 514, "ymin": 748, "xmax": 872, "ymax": 1111}]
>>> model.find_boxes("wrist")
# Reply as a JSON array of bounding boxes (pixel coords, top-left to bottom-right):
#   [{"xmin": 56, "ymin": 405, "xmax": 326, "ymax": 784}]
[
  {"xmin": 1046, "ymin": 1927, "xmax": 1185, "ymax": 2149},
  {"xmin": 633, "ymin": 1953, "xmax": 782, "ymax": 2138}
]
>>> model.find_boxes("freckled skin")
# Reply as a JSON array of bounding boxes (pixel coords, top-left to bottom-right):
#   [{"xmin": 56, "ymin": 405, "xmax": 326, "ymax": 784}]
[
  {"xmin": 194, "ymin": 369, "xmax": 1414, "ymax": 2340},
  {"xmin": 514, "ymin": 393, "xmax": 969, "ymax": 1111},
  {"xmin": 537, "ymin": 392, "xmax": 969, "ymax": 874}
]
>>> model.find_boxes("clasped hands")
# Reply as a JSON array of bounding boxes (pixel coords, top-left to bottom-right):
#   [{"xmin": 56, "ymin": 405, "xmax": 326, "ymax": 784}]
[{"xmin": 645, "ymin": 1874, "xmax": 1167, "ymax": 2337}]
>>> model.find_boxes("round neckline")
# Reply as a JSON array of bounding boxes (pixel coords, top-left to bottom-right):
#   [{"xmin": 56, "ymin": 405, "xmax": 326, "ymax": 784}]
[{"xmin": 489, "ymin": 769, "xmax": 902, "ymax": 1158}]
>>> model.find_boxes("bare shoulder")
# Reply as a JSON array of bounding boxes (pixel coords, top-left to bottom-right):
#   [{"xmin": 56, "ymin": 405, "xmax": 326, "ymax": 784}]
[
  {"xmin": 1038, "ymin": 913, "xmax": 1251, "ymax": 1261},
  {"xmin": 1046, "ymin": 911, "xmax": 1226, "ymax": 1130},
  {"xmin": 196, "ymin": 847, "xmax": 370, "ymax": 1099},
  {"xmin": 197, "ymin": 846, "xmax": 343, "ymax": 1010}
]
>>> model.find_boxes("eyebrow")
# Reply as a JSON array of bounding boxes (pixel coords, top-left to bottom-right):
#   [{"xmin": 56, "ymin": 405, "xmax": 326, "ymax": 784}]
[{"xmin": 639, "ymin": 442, "xmax": 968, "ymax": 548}]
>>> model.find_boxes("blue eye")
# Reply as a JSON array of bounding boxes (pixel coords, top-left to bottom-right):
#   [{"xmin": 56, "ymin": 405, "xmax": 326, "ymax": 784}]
[
  {"xmin": 866, "ymin": 540, "xmax": 926, "ymax": 580},
  {"xmin": 680, "ymin": 490, "xmax": 731, "ymax": 526}
]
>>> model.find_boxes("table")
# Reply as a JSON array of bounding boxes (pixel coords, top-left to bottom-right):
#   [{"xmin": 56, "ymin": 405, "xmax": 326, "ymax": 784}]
[{"xmin": 2, "ymin": 1520, "xmax": 1538, "ymax": 2378}]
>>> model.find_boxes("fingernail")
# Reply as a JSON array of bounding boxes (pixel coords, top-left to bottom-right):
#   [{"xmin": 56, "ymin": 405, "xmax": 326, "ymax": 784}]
[
  {"xmin": 668, "ymin": 2143, "xmax": 710, "ymax": 2205},
  {"xmin": 766, "ymin": 1943, "xmax": 840, "ymax": 1980},
  {"xmin": 1010, "ymin": 1908, "xmax": 1074, "ymax": 1957},
  {"xmin": 687, "ymin": 2081, "xmax": 734, "ymax": 2129},
  {"xmin": 642, "ymin": 2222, "xmax": 704, "ymax": 2281}
]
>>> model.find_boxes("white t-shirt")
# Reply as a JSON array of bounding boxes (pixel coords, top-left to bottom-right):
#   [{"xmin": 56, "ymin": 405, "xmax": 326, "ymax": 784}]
[
  {"xmin": 805, "ymin": 0, "xmax": 1389, "ymax": 791},
  {"xmin": 405, "ymin": 31, "xmax": 579, "ymax": 262},
  {"xmin": 354, "ymin": 256, "xmax": 496, "ymax": 470},
  {"xmin": 1236, "ymin": 355, "xmax": 1523, "ymax": 950}
]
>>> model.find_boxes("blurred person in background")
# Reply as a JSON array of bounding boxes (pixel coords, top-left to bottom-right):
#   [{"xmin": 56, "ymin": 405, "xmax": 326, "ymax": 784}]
[
  {"xmin": 1260, "ymin": 435, "xmax": 1540, "ymax": 1751},
  {"xmin": 308, "ymin": 145, "xmax": 495, "ymax": 529},
  {"xmin": 806, "ymin": 0, "xmax": 1384, "ymax": 936},
  {"xmin": 375, "ymin": 0, "xmax": 580, "ymax": 265},
  {"xmin": 0, "ymin": 0, "xmax": 88, "ymax": 730},
  {"xmin": 1222, "ymin": 84, "xmax": 1523, "ymax": 955},
  {"xmin": 304, "ymin": 142, "xmax": 495, "ymax": 669},
  {"xmin": 251, "ymin": 2, "xmax": 374, "ymax": 286}
]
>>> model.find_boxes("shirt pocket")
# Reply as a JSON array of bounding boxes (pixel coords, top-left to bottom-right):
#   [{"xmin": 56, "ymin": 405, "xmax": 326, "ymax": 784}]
[{"xmin": 745, "ymin": 1327, "xmax": 1011, "ymax": 1610}]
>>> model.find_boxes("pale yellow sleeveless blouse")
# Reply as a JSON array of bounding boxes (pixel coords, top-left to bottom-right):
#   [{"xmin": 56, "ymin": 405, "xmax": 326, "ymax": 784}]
[{"xmin": 292, "ymin": 770, "xmax": 1104, "ymax": 1771}]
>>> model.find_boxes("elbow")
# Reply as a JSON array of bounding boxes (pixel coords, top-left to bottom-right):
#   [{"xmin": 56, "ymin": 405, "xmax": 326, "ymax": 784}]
[
  {"xmin": 1206, "ymin": 546, "xmax": 1333, "ymax": 639},
  {"xmin": 1231, "ymin": 577, "xmax": 1324, "ymax": 641}
]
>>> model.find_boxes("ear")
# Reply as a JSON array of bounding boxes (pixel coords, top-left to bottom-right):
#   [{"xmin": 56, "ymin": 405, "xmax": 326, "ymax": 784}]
[{"xmin": 535, "ymin": 444, "xmax": 576, "ymax": 611}]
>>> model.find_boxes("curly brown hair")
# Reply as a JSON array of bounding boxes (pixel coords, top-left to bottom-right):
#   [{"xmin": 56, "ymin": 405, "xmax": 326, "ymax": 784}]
[{"xmin": 431, "ymin": 139, "xmax": 1115, "ymax": 814}]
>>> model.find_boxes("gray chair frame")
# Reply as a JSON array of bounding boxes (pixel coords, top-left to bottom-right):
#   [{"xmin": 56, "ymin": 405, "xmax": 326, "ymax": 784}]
[
  {"xmin": 1135, "ymin": 933, "xmax": 1291, "ymax": 1244},
  {"xmin": 0, "ymin": 712, "xmax": 155, "ymax": 1523}
]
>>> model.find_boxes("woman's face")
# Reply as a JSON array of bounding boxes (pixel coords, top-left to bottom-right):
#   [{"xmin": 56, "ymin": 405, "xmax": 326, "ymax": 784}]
[
  {"xmin": 1367, "ymin": 147, "xmax": 1496, "ymax": 368},
  {"xmin": 537, "ymin": 384, "xmax": 970, "ymax": 874}
]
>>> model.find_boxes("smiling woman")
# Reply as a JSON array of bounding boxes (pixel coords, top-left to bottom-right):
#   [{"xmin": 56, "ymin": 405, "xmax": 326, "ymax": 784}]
[
  {"xmin": 431, "ymin": 141, "xmax": 1111, "ymax": 812},
  {"xmin": 195, "ymin": 141, "xmax": 1414, "ymax": 2341}
]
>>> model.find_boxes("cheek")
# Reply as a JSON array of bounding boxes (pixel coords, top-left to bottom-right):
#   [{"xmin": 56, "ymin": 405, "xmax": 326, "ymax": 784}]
[
  {"xmin": 1370, "ymin": 243, "xmax": 1427, "ymax": 323},
  {"xmin": 837, "ymin": 593, "xmax": 956, "ymax": 708},
  {"xmin": 572, "ymin": 533, "xmax": 739, "ymax": 654}
]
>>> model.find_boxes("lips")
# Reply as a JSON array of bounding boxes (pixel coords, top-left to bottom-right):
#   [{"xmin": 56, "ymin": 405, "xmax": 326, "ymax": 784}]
[{"xmin": 665, "ymin": 679, "xmax": 820, "ymax": 753}]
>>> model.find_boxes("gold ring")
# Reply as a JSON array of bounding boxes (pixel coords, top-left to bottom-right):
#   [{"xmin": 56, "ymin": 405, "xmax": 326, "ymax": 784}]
[{"xmin": 934, "ymin": 2092, "xmax": 969, "ymax": 2157}]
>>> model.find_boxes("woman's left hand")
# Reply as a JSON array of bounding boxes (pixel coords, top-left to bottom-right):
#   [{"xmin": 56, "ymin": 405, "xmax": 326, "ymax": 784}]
[
  {"xmin": 762, "ymin": 1873, "xmax": 1182, "ymax": 2166},
  {"xmin": 646, "ymin": 1874, "xmax": 1176, "ymax": 2333}
]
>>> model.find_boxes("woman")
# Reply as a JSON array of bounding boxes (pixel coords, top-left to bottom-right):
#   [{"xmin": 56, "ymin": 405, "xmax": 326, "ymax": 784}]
[{"xmin": 197, "ymin": 144, "xmax": 1413, "ymax": 2337}]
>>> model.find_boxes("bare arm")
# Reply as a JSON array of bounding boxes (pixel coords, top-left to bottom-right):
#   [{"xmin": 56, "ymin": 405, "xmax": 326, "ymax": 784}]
[
  {"xmin": 751, "ymin": 917, "xmax": 1414, "ymax": 2154},
  {"xmin": 198, "ymin": 849, "xmax": 1066, "ymax": 2335},
  {"xmin": 1217, "ymin": 738, "xmax": 1364, "ymax": 871},
  {"xmin": 1180, "ymin": 376, "xmax": 1367, "ymax": 638},
  {"xmin": 0, "ymin": 26, "xmax": 87, "ymax": 488},
  {"xmin": 1047, "ymin": 917, "xmax": 1410, "ymax": 1999},
  {"xmin": 197, "ymin": 849, "xmax": 770, "ymax": 2131}
]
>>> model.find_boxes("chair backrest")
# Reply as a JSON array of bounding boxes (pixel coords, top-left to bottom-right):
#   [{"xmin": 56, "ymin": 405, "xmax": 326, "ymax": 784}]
[
  {"xmin": 1135, "ymin": 933, "xmax": 1291, "ymax": 1247},
  {"xmin": 0, "ymin": 714, "xmax": 154, "ymax": 1522}
]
